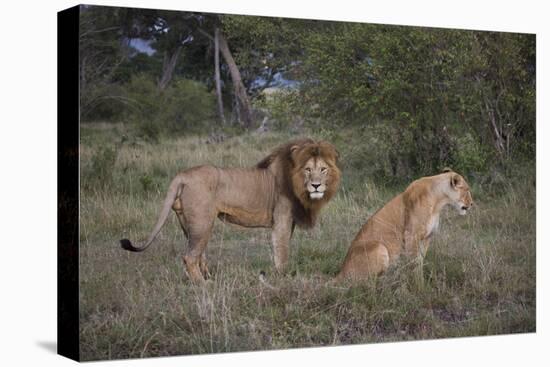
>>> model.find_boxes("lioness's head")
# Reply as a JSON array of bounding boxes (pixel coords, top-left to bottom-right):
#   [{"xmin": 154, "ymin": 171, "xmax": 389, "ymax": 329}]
[
  {"xmin": 290, "ymin": 141, "xmax": 341, "ymax": 204},
  {"xmin": 444, "ymin": 170, "xmax": 474, "ymax": 215}
]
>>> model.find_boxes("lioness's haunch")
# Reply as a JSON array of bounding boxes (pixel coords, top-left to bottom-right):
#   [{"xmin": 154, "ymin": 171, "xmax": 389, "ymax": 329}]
[
  {"xmin": 336, "ymin": 169, "xmax": 473, "ymax": 281},
  {"xmin": 120, "ymin": 138, "xmax": 341, "ymax": 283}
]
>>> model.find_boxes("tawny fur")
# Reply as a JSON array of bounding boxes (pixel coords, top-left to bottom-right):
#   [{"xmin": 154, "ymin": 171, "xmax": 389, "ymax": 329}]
[
  {"xmin": 120, "ymin": 138, "xmax": 341, "ymax": 283},
  {"xmin": 335, "ymin": 170, "xmax": 473, "ymax": 281}
]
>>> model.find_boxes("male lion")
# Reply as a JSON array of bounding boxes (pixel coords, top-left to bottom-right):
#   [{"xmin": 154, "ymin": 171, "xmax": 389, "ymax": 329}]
[
  {"xmin": 335, "ymin": 169, "xmax": 473, "ymax": 281},
  {"xmin": 120, "ymin": 138, "xmax": 341, "ymax": 283}
]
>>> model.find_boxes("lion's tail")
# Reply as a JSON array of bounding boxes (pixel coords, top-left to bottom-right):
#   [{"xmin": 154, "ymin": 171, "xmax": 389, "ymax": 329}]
[
  {"xmin": 332, "ymin": 271, "xmax": 345, "ymax": 283},
  {"xmin": 258, "ymin": 271, "xmax": 279, "ymax": 291},
  {"xmin": 120, "ymin": 175, "xmax": 184, "ymax": 253}
]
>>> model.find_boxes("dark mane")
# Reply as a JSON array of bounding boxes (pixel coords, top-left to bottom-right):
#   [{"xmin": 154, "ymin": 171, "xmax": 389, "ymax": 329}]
[
  {"xmin": 255, "ymin": 138, "xmax": 341, "ymax": 229},
  {"xmin": 255, "ymin": 138, "xmax": 314, "ymax": 169}
]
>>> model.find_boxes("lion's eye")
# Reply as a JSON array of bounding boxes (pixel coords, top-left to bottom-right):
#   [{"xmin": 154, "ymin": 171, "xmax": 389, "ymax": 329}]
[
  {"xmin": 321, "ymin": 167, "xmax": 328, "ymax": 174},
  {"xmin": 305, "ymin": 168, "xmax": 311, "ymax": 173}
]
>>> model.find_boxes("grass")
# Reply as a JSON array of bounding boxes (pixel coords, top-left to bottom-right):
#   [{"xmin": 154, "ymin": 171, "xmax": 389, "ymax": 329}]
[{"xmin": 79, "ymin": 122, "xmax": 536, "ymax": 361}]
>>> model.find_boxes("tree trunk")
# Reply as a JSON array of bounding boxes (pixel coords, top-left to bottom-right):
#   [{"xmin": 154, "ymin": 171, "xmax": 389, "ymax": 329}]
[
  {"xmin": 158, "ymin": 46, "xmax": 182, "ymax": 91},
  {"xmin": 483, "ymin": 97, "xmax": 506, "ymax": 158},
  {"xmin": 214, "ymin": 28, "xmax": 226, "ymax": 125},
  {"xmin": 217, "ymin": 31, "xmax": 253, "ymax": 129}
]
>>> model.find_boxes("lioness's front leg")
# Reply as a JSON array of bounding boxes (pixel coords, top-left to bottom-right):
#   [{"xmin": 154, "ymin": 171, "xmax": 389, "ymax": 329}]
[
  {"xmin": 403, "ymin": 216, "xmax": 427, "ymax": 286},
  {"xmin": 271, "ymin": 199, "xmax": 294, "ymax": 272}
]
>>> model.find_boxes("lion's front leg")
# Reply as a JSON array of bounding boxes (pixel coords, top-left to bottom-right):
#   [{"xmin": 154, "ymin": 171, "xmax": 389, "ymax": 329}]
[
  {"xmin": 271, "ymin": 200, "xmax": 294, "ymax": 272},
  {"xmin": 404, "ymin": 217, "xmax": 428, "ymax": 288}
]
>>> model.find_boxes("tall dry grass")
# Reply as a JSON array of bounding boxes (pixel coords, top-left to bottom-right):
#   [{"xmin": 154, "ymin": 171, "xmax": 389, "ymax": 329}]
[{"xmin": 79, "ymin": 123, "xmax": 535, "ymax": 360}]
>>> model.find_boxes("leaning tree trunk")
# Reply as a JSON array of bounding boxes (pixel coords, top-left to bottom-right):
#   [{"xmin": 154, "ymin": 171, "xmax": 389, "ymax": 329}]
[
  {"xmin": 217, "ymin": 31, "xmax": 253, "ymax": 129},
  {"xmin": 158, "ymin": 46, "xmax": 182, "ymax": 91},
  {"xmin": 214, "ymin": 28, "xmax": 226, "ymax": 125}
]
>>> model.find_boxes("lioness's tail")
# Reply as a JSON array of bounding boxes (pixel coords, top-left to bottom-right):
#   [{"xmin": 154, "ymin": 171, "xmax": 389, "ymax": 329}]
[{"xmin": 120, "ymin": 175, "xmax": 184, "ymax": 253}]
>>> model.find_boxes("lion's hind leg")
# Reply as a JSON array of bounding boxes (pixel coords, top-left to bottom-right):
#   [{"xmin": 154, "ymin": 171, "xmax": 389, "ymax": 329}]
[
  {"xmin": 173, "ymin": 197, "xmax": 189, "ymax": 239},
  {"xmin": 175, "ymin": 187, "xmax": 216, "ymax": 284},
  {"xmin": 337, "ymin": 242, "xmax": 390, "ymax": 281}
]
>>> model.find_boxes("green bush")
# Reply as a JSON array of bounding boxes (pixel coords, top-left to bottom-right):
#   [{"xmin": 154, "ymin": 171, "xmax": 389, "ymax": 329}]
[
  {"xmin": 139, "ymin": 174, "xmax": 154, "ymax": 193},
  {"xmin": 453, "ymin": 133, "xmax": 491, "ymax": 175},
  {"xmin": 254, "ymin": 88, "xmax": 303, "ymax": 130},
  {"xmin": 136, "ymin": 118, "xmax": 161, "ymax": 143},
  {"xmin": 162, "ymin": 79, "xmax": 216, "ymax": 132},
  {"xmin": 81, "ymin": 83, "xmax": 128, "ymax": 122},
  {"xmin": 123, "ymin": 75, "xmax": 216, "ymax": 138},
  {"xmin": 84, "ymin": 146, "xmax": 118, "ymax": 190}
]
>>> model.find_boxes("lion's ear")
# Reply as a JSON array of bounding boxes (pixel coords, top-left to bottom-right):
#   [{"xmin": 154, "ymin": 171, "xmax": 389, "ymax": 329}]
[
  {"xmin": 334, "ymin": 148, "xmax": 340, "ymax": 162},
  {"xmin": 450, "ymin": 173, "xmax": 463, "ymax": 189},
  {"xmin": 290, "ymin": 144, "xmax": 301, "ymax": 162},
  {"xmin": 318, "ymin": 141, "xmax": 339, "ymax": 163},
  {"xmin": 442, "ymin": 167, "xmax": 453, "ymax": 173}
]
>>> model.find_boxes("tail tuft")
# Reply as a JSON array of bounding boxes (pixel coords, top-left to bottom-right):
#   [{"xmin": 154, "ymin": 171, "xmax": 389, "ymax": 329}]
[
  {"xmin": 258, "ymin": 270, "xmax": 278, "ymax": 290},
  {"xmin": 120, "ymin": 239, "xmax": 139, "ymax": 252}
]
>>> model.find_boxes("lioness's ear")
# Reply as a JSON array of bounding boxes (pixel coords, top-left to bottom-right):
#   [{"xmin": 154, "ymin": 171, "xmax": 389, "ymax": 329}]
[
  {"xmin": 442, "ymin": 167, "xmax": 453, "ymax": 173},
  {"xmin": 450, "ymin": 173, "xmax": 463, "ymax": 189}
]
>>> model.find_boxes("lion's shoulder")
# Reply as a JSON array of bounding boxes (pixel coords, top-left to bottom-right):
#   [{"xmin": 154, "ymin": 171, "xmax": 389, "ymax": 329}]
[{"xmin": 403, "ymin": 178, "xmax": 432, "ymax": 209}]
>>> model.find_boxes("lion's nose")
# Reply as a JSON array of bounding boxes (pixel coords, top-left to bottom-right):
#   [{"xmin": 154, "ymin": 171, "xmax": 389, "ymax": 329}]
[{"xmin": 311, "ymin": 183, "xmax": 321, "ymax": 190}]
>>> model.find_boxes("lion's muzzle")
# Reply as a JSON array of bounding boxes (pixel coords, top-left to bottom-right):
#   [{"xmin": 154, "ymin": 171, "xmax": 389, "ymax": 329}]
[
  {"xmin": 307, "ymin": 182, "xmax": 326, "ymax": 199},
  {"xmin": 309, "ymin": 192, "xmax": 324, "ymax": 199}
]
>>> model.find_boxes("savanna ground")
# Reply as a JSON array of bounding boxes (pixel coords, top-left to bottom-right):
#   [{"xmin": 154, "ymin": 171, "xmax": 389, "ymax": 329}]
[{"xmin": 79, "ymin": 123, "xmax": 535, "ymax": 361}]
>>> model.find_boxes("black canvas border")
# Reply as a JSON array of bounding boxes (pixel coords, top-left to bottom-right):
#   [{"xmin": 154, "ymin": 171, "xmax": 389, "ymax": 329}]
[{"xmin": 57, "ymin": 4, "xmax": 80, "ymax": 362}]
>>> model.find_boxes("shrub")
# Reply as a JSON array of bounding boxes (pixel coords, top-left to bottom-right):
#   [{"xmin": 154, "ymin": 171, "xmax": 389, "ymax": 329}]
[
  {"xmin": 123, "ymin": 75, "xmax": 216, "ymax": 138},
  {"xmin": 84, "ymin": 146, "xmax": 118, "ymax": 190},
  {"xmin": 453, "ymin": 133, "xmax": 491, "ymax": 175},
  {"xmin": 162, "ymin": 79, "xmax": 216, "ymax": 132},
  {"xmin": 254, "ymin": 88, "xmax": 304, "ymax": 130},
  {"xmin": 135, "ymin": 118, "xmax": 161, "ymax": 143},
  {"xmin": 81, "ymin": 83, "xmax": 128, "ymax": 122},
  {"xmin": 139, "ymin": 174, "xmax": 154, "ymax": 193}
]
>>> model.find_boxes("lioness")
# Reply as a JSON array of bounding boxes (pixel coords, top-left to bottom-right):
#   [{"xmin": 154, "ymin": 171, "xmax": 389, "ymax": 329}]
[
  {"xmin": 120, "ymin": 138, "xmax": 341, "ymax": 283},
  {"xmin": 336, "ymin": 169, "xmax": 473, "ymax": 281}
]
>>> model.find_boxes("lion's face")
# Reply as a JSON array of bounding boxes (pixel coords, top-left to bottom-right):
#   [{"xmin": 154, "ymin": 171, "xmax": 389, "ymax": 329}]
[
  {"xmin": 302, "ymin": 157, "xmax": 330, "ymax": 200},
  {"xmin": 449, "ymin": 174, "xmax": 474, "ymax": 215},
  {"xmin": 289, "ymin": 141, "xmax": 341, "ymax": 207}
]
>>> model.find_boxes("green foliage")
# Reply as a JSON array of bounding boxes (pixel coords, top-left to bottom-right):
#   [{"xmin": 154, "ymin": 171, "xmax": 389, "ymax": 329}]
[
  {"xmin": 162, "ymin": 79, "xmax": 216, "ymax": 131},
  {"xmin": 222, "ymin": 16, "xmax": 307, "ymax": 91},
  {"xmin": 253, "ymin": 89, "xmax": 303, "ymax": 130},
  {"xmin": 123, "ymin": 75, "xmax": 216, "ymax": 137},
  {"xmin": 453, "ymin": 133, "xmax": 491, "ymax": 175},
  {"xmin": 80, "ymin": 83, "xmax": 128, "ymax": 122},
  {"xmin": 289, "ymin": 24, "xmax": 535, "ymax": 176},
  {"xmin": 79, "ymin": 6, "xmax": 535, "ymax": 179},
  {"xmin": 113, "ymin": 53, "xmax": 163, "ymax": 83},
  {"xmin": 139, "ymin": 174, "xmax": 154, "ymax": 192},
  {"xmin": 84, "ymin": 146, "xmax": 119, "ymax": 190},
  {"xmin": 136, "ymin": 118, "xmax": 162, "ymax": 143}
]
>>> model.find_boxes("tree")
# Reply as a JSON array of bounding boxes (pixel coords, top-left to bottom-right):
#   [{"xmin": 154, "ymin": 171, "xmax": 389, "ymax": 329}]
[
  {"xmin": 214, "ymin": 27, "xmax": 226, "ymax": 124},
  {"xmin": 196, "ymin": 17, "xmax": 254, "ymax": 128},
  {"xmin": 457, "ymin": 32, "xmax": 536, "ymax": 161},
  {"xmin": 79, "ymin": 5, "xmax": 130, "ymax": 121},
  {"xmin": 119, "ymin": 8, "xmax": 199, "ymax": 91}
]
